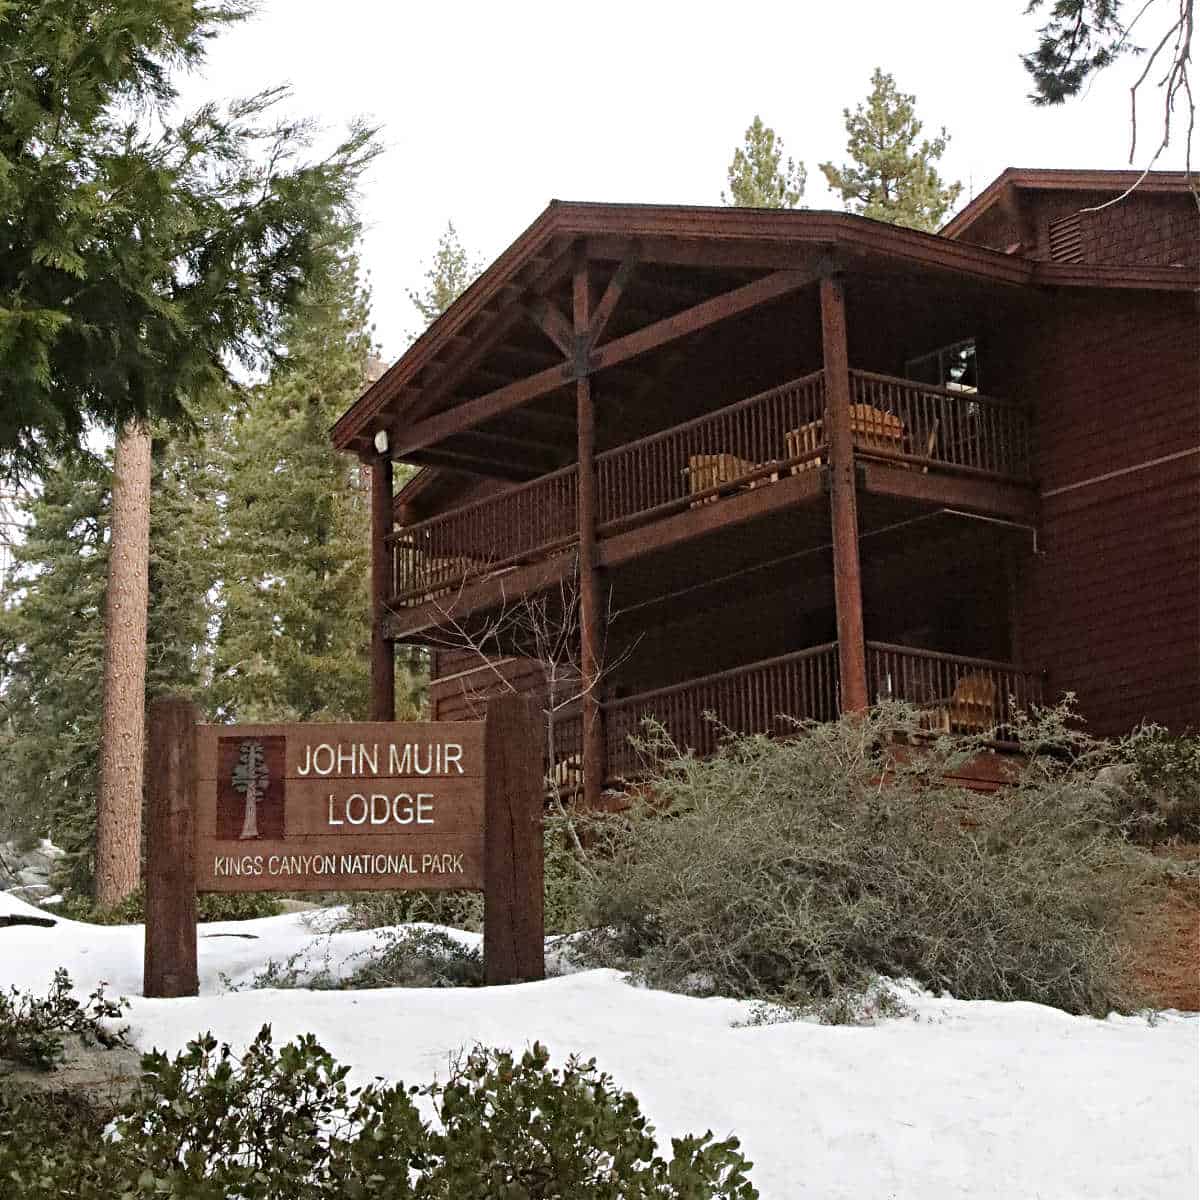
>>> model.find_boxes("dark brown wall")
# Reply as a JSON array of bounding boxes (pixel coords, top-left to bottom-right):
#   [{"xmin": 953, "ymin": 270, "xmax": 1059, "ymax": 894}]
[
  {"xmin": 428, "ymin": 648, "xmax": 548, "ymax": 721},
  {"xmin": 957, "ymin": 187, "xmax": 1198, "ymax": 269},
  {"xmin": 1012, "ymin": 290, "xmax": 1199, "ymax": 734}
]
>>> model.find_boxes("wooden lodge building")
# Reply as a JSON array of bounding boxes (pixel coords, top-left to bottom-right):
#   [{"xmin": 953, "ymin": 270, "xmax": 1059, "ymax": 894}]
[{"xmin": 333, "ymin": 168, "xmax": 1199, "ymax": 803}]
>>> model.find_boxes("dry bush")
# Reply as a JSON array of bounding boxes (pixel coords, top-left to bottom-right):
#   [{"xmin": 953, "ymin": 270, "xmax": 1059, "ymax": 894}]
[{"xmin": 577, "ymin": 704, "xmax": 1160, "ymax": 1016}]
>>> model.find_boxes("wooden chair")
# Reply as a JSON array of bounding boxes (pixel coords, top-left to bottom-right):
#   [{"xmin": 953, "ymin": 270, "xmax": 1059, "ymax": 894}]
[
  {"xmin": 683, "ymin": 453, "xmax": 761, "ymax": 507},
  {"xmin": 785, "ymin": 405, "xmax": 904, "ymax": 473},
  {"xmin": 546, "ymin": 752, "xmax": 583, "ymax": 794},
  {"xmin": 932, "ymin": 672, "xmax": 999, "ymax": 735}
]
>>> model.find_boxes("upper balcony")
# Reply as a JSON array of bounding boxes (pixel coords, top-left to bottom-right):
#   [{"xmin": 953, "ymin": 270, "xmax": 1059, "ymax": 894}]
[{"xmin": 383, "ymin": 366, "xmax": 1035, "ymax": 633}]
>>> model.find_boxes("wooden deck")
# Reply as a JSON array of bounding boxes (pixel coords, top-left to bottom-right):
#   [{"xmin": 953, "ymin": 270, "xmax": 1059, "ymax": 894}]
[
  {"xmin": 549, "ymin": 640, "xmax": 1043, "ymax": 786},
  {"xmin": 385, "ymin": 368, "xmax": 1034, "ymax": 620}
]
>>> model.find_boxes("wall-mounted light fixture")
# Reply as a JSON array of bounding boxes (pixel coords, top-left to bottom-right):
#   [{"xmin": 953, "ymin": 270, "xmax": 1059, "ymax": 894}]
[{"xmin": 373, "ymin": 429, "xmax": 389, "ymax": 454}]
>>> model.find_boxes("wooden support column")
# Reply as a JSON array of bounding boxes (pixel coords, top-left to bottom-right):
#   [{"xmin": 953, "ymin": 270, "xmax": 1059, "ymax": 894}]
[
  {"xmin": 369, "ymin": 451, "xmax": 395, "ymax": 722},
  {"xmin": 820, "ymin": 275, "xmax": 869, "ymax": 712},
  {"xmin": 484, "ymin": 694, "xmax": 545, "ymax": 984},
  {"xmin": 575, "ymin": 258, "xmax": 606, "ymax": 808},
  {"xmin": 144, "ymin": 696, "xmax": 199, "ymax": 998}
]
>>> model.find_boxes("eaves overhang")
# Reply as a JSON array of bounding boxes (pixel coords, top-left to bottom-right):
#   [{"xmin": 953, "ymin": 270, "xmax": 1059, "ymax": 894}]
[{"xmin": 334, "ymin": 196, "xmax": 1198, "ymax": 456}]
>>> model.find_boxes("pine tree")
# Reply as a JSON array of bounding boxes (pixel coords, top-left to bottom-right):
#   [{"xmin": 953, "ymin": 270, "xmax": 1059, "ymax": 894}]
[
  {"xmin": 819, "ymin": 69, "xmax": 963, "ymax": 232},
  {"xmin": 2, "ymin": 1, "xmax": 379, "ymax": 904},
  {"xmin": 407, "ymin": 222, "xmax": 482, "ymax": 331},
  {"xmin": 723, "ymin": 116, "xmax": 806, "ymax": 208},
  {"xmin": 212, "ymin": 257, "xmax": 424, "ymax": 724},
  {"xmin": 95, "ymin": 422, "xmax": 151, "ymax": 906},
  {"xmin": 0, "ymin": 0, "xmax": 378, "ymax": 481},
  {"xmin": 0, "ymin": 428, "xmax": 221, "ymax": 893}
]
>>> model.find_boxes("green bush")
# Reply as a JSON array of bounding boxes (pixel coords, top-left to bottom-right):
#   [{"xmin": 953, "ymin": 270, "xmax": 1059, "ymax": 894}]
[
  {"xmin": 576, "ymin": 704, "xmax": 1160, "ymax": 1017},
  {"xmin": 56, "ymin": 886, "xmax": 283, "ymax": 924},
  {"xmin": 1112, "ymin": 724, "xmax": 1200, "ymax": 843},
  {"xmin": 340, "ymin": 887, "xmax": 485, "ymax": 932},
  {"xmin": 0, "ymin": 1025, "xmax": 758, "ymax": 1198},
  {"xmin": 341, "ymin": 823, "xmax": 587, "ymax": 936},
  {"xmin": 344, "ymin": 927, "xmax": 486, "ymax": 989},
  {"xmin": 0, "ymin": 968, "xmax": 127, "ymax": 1071}
]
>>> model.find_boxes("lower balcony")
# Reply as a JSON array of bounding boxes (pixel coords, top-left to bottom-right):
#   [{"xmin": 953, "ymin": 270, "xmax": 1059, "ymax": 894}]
[{"xmin": 553, "ymin": 641, "xmax": 1045, "ymax": 788}]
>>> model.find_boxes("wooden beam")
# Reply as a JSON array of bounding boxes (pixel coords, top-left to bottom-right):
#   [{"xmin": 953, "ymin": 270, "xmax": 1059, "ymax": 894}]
[
  {"xmin": 407, "ymin": 244, "xmax": 577, "ymax": 423},
  {"xmin": 587, "ymin": 268, "xmax": 819, "ymax": 374},
  {"xmin": 525, "ymin": 298, "xmax": 576, "ymax": 359},
  {"xmin": 575, "ymin": 259, "xmax": 605, "ymax": 811},
  {"xmin": 586, "ymin": 235, "xmax": 827, "ymax": 272},
  {"xmin": 396, "ymin": 363, "xmax": 574, "ymax": 455},
  {"xmin": 397, "ymin": 267, "xmax": 820, "ymax": 457},
  {"xmin": 452, "ymin": 427, "xmax": 567, "ymax": 459},
  {"xmin": 820, "ymin": 275, "xmax": 868, "ymax": 713},
  {"xmin": 399, "ymin": 447, "xmax": 544, "ymax": 481},
  {"xmin": 370, "ymin": 453, "xmax": 395, "ymax": 720},
  {"xmin": 586, "ymin": 254, "xmax": 638, "ymax": 346}
]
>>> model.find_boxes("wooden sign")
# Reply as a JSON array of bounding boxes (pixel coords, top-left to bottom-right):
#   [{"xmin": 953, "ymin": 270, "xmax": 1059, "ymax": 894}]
[
  {"xmin": 143, "ymin": 695, "xmax": 544, "ymax": 998},
  {"xmin": 194, "ymin": 722, "xmax": 487, "ymax": 893}
]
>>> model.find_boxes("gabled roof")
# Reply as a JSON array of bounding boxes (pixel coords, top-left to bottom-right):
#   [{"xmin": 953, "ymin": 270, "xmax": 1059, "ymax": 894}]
[
  {"xmin": 940, "ymin": 167, "xmax": 1196, "ymax": 241},
  {"xmin": 335, "ymin": 186, "xmax": 1197, "ymax": 458}
]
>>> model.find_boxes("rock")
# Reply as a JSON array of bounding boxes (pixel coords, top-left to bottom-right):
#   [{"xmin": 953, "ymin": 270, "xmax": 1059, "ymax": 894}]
[
  {"xmin": 7, "ymin": 883, "xmax": 53, "ymax": 903},
  {"xmin": 1, "ymin": 1034, "xmax": 143, "ymax": 1112},
  {"xmin": 16, "ymin": 865, "xmax": 50, "ymax": 887},
  {"xmin": 277, "ymin": 898, "xmax": 321, "ymax": 914},
  {"xmin": 1095, "ymin": 763, "xmax": 1137, "ymax": 797}
]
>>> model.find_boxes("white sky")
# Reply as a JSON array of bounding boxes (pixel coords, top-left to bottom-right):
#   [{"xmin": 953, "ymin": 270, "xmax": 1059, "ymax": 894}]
[{"xmin": 177, "ymin": 0, "xmax": 1190, "ymax": 361}]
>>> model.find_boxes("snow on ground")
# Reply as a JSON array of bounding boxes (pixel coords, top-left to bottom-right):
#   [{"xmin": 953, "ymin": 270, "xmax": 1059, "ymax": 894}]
[{"xmin": 2, "ymin": 888, "xmax": 1197, "ymax": 1200}]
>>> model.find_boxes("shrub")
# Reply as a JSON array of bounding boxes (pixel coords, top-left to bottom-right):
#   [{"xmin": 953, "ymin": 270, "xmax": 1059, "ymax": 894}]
[
  {"xmin": 0, "ymin": 1025, "xmax": 758, "ymax": 1198},
  {"xmin": 57, "ymin": 886, "xmax": 282, "ymax": 924},
  {"xmin": 1111, "ymin": 724, "xmax": 1200, "ymax": 843},
  {"xmin": 343, "ymin": 926, "xmax": 486, "ymax": 989},
  {"xmin": 341, "ymin": 824, "xmax": 587, "ymax": 936},
  {"xmin": 340, "ymin": 887, "xmax": 484, "ymax": 932},
  {"xmin": 576, "ymin": 705, "xmax": 1160, "ymax": 1016},
  {"xmin": 0, "ymin": 968, "xmax": 127, "ymax": 1071}
]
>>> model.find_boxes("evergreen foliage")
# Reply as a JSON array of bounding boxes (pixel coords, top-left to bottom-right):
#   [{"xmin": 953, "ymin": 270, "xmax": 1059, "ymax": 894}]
[
  {"xmin": 212, "ymin": 258, "xmax": 423, "ymax": 723},
  {"xmin": 407, "ymin": 220, "xmax": 482, "ymax": 331},
  {"xmin": 0, "ymin": 0, "xmax": 378, "ymax": 481},
  {"xmin": 819, "ymin": 69, "xmax": 962, "ymax": 232},
  {"xmin": 0, "ymin": 429, "xmax": 221, "ymax": 890},
  {"xmin": 0, "ymin": 1022, "xmax": 759, "ymax": 1198},
  {"xmin": 722, "ymin": 116, "xmax": 806, "ymax": 208},
  {"xmin": 1022, "ymin": 0, "xmax": 1129, "ymax": 104}
]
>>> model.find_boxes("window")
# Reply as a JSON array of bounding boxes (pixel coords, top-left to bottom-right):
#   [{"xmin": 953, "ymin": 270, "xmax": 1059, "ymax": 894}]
[{"xmin": 904, "ymin": 338, "xmax": 979, "ymax": 394}]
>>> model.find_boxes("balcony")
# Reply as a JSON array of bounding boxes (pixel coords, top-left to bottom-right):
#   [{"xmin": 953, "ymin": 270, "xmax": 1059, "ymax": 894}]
[
  {"xmin": 554, "ymin": 641, "xmax": 1044, "ymax": 787},
  {"xmin": 386, "ymin": 368, "xmax": 1034, "ymax": 617}
]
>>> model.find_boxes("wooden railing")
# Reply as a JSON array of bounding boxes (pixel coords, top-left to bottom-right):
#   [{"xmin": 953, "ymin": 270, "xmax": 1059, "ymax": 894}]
[
  {"xmin": 850, "ymin": 371, "xmax": 1032, "ymax": 481},
  {"xmin": 603, "ymin": 642, "xmax": 840, "ymax": 780},
  {"xmin": 387, "ymin": 368, "xmax": 1035, "ymax": 608},
  {"xmin": 866, "ymin": 641, "xmax": 1044, "ymax": 736},
  {"xmin": 388, "ymin": 466, "xmax": 578, "ymax": 606},
  {"xmin": 596, "ymin": 370, "xmax": 826, "ymax": 530}
]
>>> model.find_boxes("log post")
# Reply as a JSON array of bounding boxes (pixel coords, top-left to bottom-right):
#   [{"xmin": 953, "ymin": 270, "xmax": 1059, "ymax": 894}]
[
  {"xmin": 483, "ymin": 694, "xmax": 545, "ymax": 984},
  {"xmin": 574, "ymin": 257, "xmax": 606, "ymax": 808},
  {"xmin": 369, "ymin": 451, "xmax": 395, "ymax": 722},
  {"xmin": 144, "ymin": 696, "xmax": 199, "ymax": 998},
  {"xmin": 820, "ymin": 275, "xmax": 869, "ymax": 712}
]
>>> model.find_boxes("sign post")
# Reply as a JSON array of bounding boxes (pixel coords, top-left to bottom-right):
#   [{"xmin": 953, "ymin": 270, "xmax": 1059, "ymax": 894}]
[{"xmin": 143, "ymin": 693, "xmax": 544, "ymax": 996}]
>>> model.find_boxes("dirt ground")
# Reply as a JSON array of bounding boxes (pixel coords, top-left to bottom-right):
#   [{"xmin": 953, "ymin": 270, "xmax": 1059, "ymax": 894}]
[{"xmin": 1127, "ymin": 844, "xmax": 1200, "ymax": 1012}]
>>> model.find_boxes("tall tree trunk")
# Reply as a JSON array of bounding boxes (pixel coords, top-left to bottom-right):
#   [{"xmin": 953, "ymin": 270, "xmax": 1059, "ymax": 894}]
[{"xmin": 95, "ymin": 421, "xmax": 152, "ymax": 908}]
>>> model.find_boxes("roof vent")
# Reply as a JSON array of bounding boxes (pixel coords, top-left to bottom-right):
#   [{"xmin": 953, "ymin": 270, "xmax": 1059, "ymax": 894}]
[{"xmin": 1047, "ymin": 213, "xmax": 1085, "ymax": 264}]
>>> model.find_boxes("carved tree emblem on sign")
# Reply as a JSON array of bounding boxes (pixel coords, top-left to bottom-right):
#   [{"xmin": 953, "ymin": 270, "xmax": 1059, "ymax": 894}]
[{"xmin": 232, "ymin": 740, "xmax": 269, "ymax": 840}]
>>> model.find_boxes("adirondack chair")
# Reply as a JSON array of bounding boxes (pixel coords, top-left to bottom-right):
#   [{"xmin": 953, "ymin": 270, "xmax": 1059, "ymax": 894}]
[
  {"xmin": 785, "ymin": 404, "xmax": 905, "ymax": 472},
  {"xmin": 683, "ymin": 453, "xmax": 768, "ymax": 507},
  {"xmin": 933, "ymin": 672, "xmax": 999, "ymax": 734}
]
